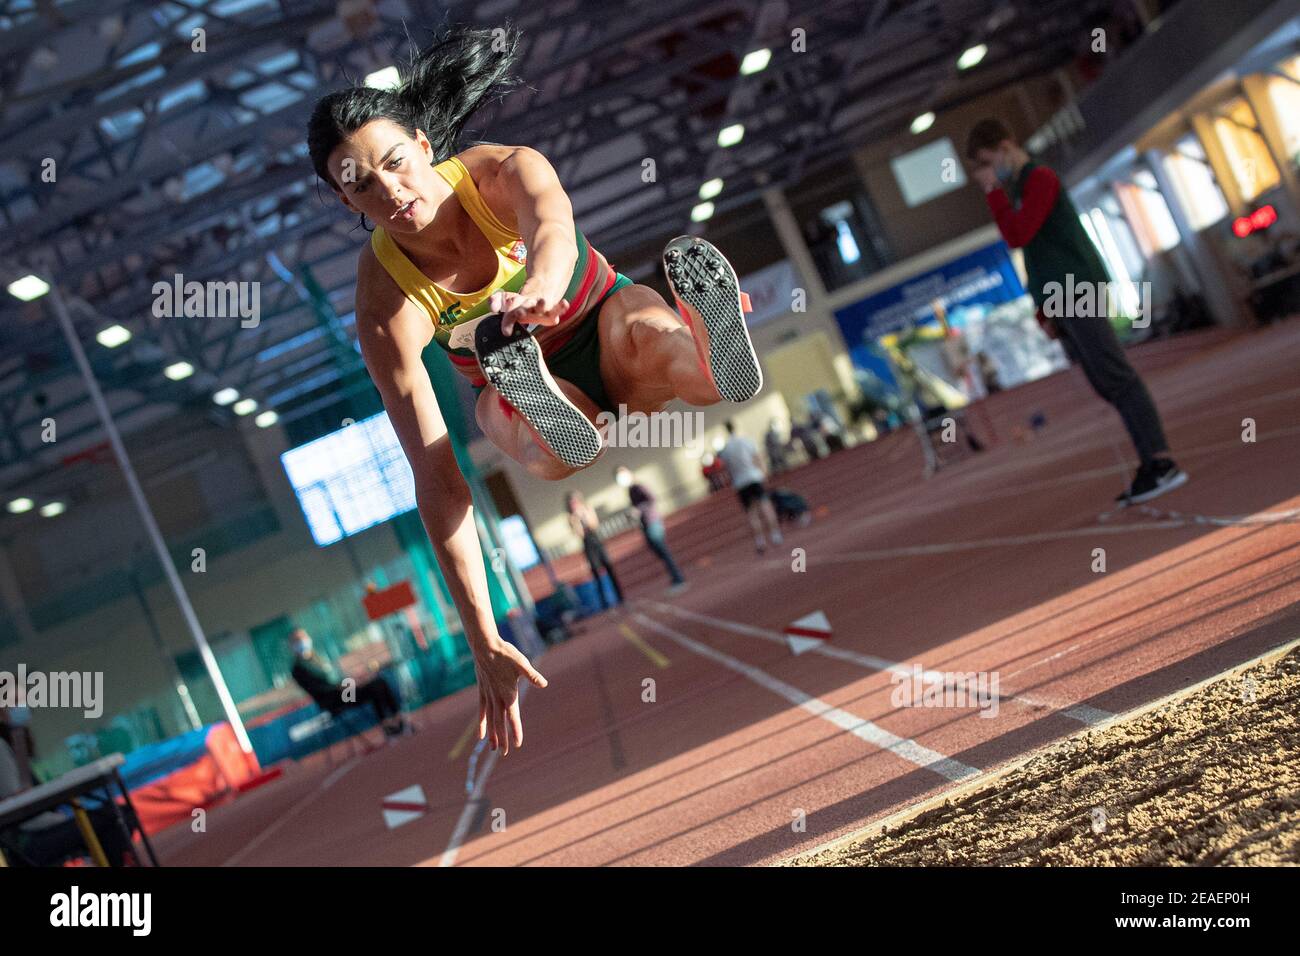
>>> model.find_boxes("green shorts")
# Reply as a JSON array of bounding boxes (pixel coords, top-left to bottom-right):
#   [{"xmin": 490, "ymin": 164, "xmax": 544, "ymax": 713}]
[{"xmin": 474, "ymin": 272, "xmax": 633, "ymax": 416}]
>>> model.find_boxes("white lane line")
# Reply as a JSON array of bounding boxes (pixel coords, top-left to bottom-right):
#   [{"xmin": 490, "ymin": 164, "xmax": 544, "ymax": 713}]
[
  {"xmin": 755, "ymin": 499, "xmax": 1295, "ymax": 568},
  {"xmin": 1059, "ymin": 704, "xmax": 1115, "ymax": 726},
  {"xmin": 868, "ymin": 414, "xmax": 1300, "ymax": 518},
  {"xmin": 632, "ymin": 612, "xmax": 979, "ymax": 783},
  {"xmin": 1104, "ymin": 504, "xmax": 1300, "ymax": 527},
  {"xmin": 222, "ymin": 755, "xmax": 362, "ymax": 866},
  {"xmin": 643, "ymin": 602, "xmax": 1115, "ymax": 726},
  {"xmin": 740, "ymin": 521, "xmax": 1199, "ymax": 572},
  {"xmin": 439, "ymin": 742, "xmax": 499, "ymax": 868},
  {"xmin": 758, "ymin": 429, "xmax": 1300, "ymax": 567},
  {"xmin": 439, "ymin": 677, "xmax": 536, "ymax": 868},
  {"xmin": 819, "ymin": 521, "xmax": 1193, "ymax": 561},
  {"xmin": 1001, "ymin": 642, "xmax": 1084, "ymax": 683}
]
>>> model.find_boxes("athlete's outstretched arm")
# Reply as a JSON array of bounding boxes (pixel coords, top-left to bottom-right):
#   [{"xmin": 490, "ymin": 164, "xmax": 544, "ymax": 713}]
[
  {"xmin": 355, "ymin": 255, "xmax": 546, "ymax": 754},
  {"xmin": 484, "ymin": 146, "xmax": 577, "ymax": 332}
]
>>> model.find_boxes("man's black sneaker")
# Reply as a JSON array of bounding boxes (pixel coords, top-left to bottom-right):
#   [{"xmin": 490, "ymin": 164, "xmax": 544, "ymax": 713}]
[{"xmin": 1116, "ymin": 458, "xmax": 1188, "ymax": 506}]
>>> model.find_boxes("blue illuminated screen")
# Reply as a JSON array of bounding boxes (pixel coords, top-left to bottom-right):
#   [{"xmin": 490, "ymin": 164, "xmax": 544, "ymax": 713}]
[{"xmin": 280, "ymin": 412, "xmax": 416, "ymax": 546}]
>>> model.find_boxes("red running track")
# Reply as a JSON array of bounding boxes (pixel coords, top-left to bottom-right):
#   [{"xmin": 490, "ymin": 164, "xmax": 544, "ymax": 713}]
[{"xmin": 153, "ymin": 323, "xmax": 1300, "ymax": 866}]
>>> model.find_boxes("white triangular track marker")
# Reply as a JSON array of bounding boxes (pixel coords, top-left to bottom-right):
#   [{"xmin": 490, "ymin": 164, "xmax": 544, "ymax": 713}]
[
  {"xmin": 382, "ymin": 784, "xmax": 428, "ymax": 829},
  {"xmin": 785, "ymin": 610, "xmax": 831, "ymax": 654},
  {"xmin": 786, "ymin": 635, "xmax": 823, "ymax": 656}
]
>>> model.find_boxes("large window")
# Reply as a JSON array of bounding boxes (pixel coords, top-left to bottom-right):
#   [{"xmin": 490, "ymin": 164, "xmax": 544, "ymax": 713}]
[
  {"xmin": 1081, "ymin": 194, "xmax": 1145, "ymax": 317},
  {"xmin": 1163, "ymin": 135, "xmax": 1229, "ymax": 230},
  {"xmin": 1212, "ymin": 96, "xmax": 1281, "ymax": 202},
  {"xmin": 890, "ymin": 137, "xmax": 968, "ymax": 207},
  {"xmin": 1113, "ymin": 167, "xmax": 1181, "ymax": 256},
  {"xmin": 1266, "ymin": 54, "xmax": 1300, "ymax": 167},
  {"xmin": 1096, "ymin": 192, "xmax": 1146, "ymax": 279},
  {"xmin": 281, "ymin": 412, "xmax": 416, "ymax": 546},
  {"xmin": 789, "ymin": 161, "xmax": 893, "ymax": 292}
]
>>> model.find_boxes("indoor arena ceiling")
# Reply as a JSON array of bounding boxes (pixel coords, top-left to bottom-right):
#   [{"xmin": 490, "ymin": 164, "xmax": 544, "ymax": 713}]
[{"xmin": 0, "ymin": 0, "xmax": 1119, "ymax": 492}]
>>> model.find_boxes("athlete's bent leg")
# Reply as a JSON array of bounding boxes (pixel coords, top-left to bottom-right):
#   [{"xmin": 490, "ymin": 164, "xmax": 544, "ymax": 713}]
[
  {"xmin": 475, "ymin": 380, "xmax": 603, "ymax": 481},
  {"xmin": 596, "ymin": 238, "xmax": 760, "ymax": 414},
  {"xmin": 597, "ymin": 283, "xmax": 722, "ymax": 413}
]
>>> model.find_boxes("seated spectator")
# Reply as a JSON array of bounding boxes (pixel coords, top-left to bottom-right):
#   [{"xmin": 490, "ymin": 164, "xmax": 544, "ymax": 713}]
[{"xmin": 288, "ymin": 629, "xmax": 409, "ymax": 737}]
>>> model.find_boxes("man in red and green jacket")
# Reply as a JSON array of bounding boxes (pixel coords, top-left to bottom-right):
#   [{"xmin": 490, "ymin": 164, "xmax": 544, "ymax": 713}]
[{"xmin": 965, "ymin": 118, "xmax": 1187, "ymax": 506}]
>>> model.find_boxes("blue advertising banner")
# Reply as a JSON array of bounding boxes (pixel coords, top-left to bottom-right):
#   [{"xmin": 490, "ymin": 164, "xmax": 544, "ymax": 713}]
[
  {"xmin": 834, "ymin": 241, "xmax": 1025, "ymax": 345},
  {"xmin": 833, "ymin": 241, "xmax": 1026, "ymax": 390}
]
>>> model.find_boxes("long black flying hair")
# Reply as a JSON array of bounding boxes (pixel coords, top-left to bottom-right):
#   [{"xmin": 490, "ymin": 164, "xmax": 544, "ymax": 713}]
[{"xmin": 307, "ymin": 22, "xmax": 523, "ymax": 196}]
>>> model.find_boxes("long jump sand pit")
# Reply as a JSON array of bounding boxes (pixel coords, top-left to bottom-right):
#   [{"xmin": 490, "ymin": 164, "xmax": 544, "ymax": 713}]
[{"xmin": 783, "ymin": 642, "xmax": 1300, "ymax": 867}]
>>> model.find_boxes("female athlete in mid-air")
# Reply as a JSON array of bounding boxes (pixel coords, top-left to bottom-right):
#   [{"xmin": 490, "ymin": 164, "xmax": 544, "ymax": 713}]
[{"xmin": 307, "ymin": 24, "xmax": 762, "ymax": 756}]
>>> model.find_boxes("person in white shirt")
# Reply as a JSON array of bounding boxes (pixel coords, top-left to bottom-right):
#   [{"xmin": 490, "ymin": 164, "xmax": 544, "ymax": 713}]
[{"xmin": 717, "ymin": 421, "xmax": 783, "ymax": 553}]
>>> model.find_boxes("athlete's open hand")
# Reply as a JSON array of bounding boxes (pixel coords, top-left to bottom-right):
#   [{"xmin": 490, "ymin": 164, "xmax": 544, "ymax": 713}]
[
  {"xmin": 474, "ymin": 639, "xmax": 548, "ymax": 755},
  {"xmin": 491, "ymin": 279, "xmax": 570, "ymax": 335}
]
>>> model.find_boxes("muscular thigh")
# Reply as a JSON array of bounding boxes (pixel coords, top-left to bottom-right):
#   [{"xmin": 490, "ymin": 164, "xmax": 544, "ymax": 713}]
[{"xmin": 596, "ymin": 283, "xmax": 688, "ymax": 413}]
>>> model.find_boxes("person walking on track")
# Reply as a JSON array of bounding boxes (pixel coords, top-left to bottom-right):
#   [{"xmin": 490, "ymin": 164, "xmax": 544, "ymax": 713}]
[
  {"xmin": 566, "ymin": 491, "xmax": 624, "ymax": 612},
  {"xmin": 616, "ymin": 466, "xmax": 687, "ymax": 593}
]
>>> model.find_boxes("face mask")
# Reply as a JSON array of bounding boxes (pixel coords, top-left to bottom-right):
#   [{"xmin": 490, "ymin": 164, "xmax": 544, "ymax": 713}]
[
  {"xmin": 8, "ymin": 705, "xmax": 31, "ymax": 727},
  {"xmin": 293, "ymin": 639, "xmax": 311, "ymax": 656},
  {"xmin": 994, "ymin": 160, "xmax": 1015, "ymax": 184}
]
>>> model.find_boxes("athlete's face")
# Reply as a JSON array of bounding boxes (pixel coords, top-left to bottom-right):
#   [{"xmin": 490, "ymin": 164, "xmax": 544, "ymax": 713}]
[{"xmin": 328, "ymin": 119, "xmax": 439, "ymax": 233}]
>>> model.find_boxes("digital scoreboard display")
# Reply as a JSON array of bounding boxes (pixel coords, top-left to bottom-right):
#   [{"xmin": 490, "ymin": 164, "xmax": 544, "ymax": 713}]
[{"xmin": 280, "ymin": 412, "xmax": 417, "ymax": 546}]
